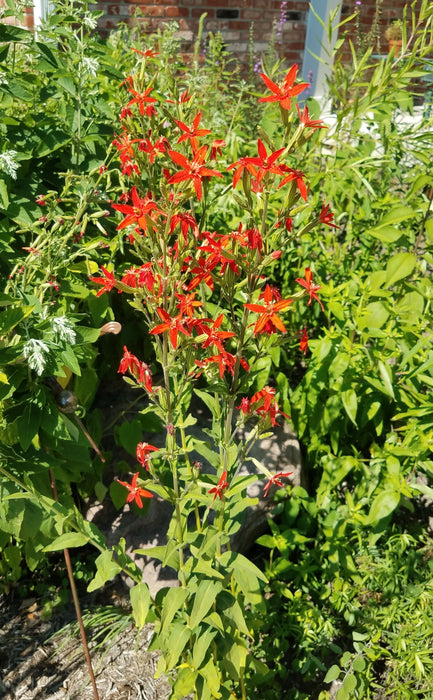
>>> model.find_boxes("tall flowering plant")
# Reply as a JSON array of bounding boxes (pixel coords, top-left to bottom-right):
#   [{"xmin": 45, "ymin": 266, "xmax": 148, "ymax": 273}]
[{"xmin": 91, "ymin": 57, "xmax": 332, "ymax": 698}]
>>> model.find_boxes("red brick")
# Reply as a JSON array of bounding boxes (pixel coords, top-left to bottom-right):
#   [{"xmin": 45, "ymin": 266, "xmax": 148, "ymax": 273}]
[
  {"xmin": 192, "ymin": 8, "xmax": 215, "ymax": 17},
  {"xmin": 241, "ymin": 9, "xmax": 264, "ymax": 19},
  {"xmin": 179, "ymin": 17, "xmax": 198, "ymax": 30},
  {"xmin": 165, "ymin": 6, "xmax": 189, "ymax": 16},
  {"xmin": 226, "ymin": 19, "xmax": 248, "ymax": 29},
  {"xmin": 138, "ymin": 5, "xmax": 165, "ymax": 15}
]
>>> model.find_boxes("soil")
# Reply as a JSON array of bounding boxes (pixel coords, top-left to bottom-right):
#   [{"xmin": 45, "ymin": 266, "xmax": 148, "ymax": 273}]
[{"xmin": 0, "ymin": 582, "xmax": 171, "ymax": 700}]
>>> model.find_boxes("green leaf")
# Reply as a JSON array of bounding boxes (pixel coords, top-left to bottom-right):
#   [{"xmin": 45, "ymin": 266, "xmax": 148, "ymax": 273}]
[
  {"xmin": 0, "ymin": 24, "xmax": 32, "ymax": 42},
  {"xmin": 341, "ymin": 389, "xmax": 358, "ymax": 426},
  {"xmin": 130, "ymin": 582, "xmax": 151, "ymax": 629},
  {"xmin": 385, "ymin": 252, "xmax": 416, "ymax": 288},
  {"xmin": 199, "ymin": 657, "xmax": 221, "ymax": 697},
  {"xmin": 194, "ymin": 389, "xmax": 220, "ymax": 420},
  {"xmin": 60, "ymin": 346, "xmax": 81, "ymax": 376},
  {"xmin": 0, "ymin": 305, "xmax": 34, "ymax": 334},
  {"xmin": 87, "ymin": 549, "xmax": 121, "ymax": 592},
  {"xmin": 425, "ymin": 218, "xmax": 433, "ymax": 245},
  {"xmin": 35, "ymin": 41, "xmax": 59, "ymax": 67},
  {"xmin": 192, "ymin": 626, "xmax": 217, "ymax": 669},
  {"xmin": 324, "ymin": 664, "xmax": 341, "ymax": 683},
  {"xmin": 44, "ymin": 532, "xmax": 89, "ymax": 551},
  {"xmin": 367, "ymin": 489, "xmax": 400, "ymax": 525},
  {"xmin": 378, "ymin": 360, "xmax": 394, "ymax": 399},
  {"xmin": 57, "ymin": 74, "xmax": 77, "ymax": 96},
  {"xmin": 227, "ymin": 641, "xmax": 248, "ymax": 678},
  {"xmin": 219, "ymin": 592, "xmax": 251, "ymax": 637},
  {"xmin": 220, "ymin": 550, "xmax": 268, "ymax": 583},
  {"xmin": 34, "ymin": 129, "xmax": 71, "ymax": 157},
  {"xmin": 343, "ymin": 673, "xmax": 357, "ymax": 693},
  {"xmin": 115, "ymin": 418, "xmax": 143, "ymax": 456},
  {"xmin": 160, "ymin": 587, "xmax": 189, "ymax": 631},
  {"xmin": 189, "ymin": 579, "xmax": 223, "ymax": 629},
  {"xmin": 379, "ymin": 205, "xmax": 417, "ymax": 226},
  {"xmin": 359, "ymin": 301, "xmax": 389, "ymax": 331},
  {"xmin": 353, "ymin": 656, "xmax": 366, "ymax": 672},
  {"xmin": 171, "ymin": 666, "xmax": 197, "ymax": 699},
  {"xmin": 0, "ymin": 178, "xmax": 9, "ymax": 210},
  {"xmin": 336, "ymin": 689, "xmax": 350, "ymax": 700},
  {"xmin": 160, "ymin": 621, "xmax": 191, "ymax": 671},
  {"xmin": 367, "ymin": 225, "xmax": 402, "ymax": 243},
  {"xmin": 17, "ymin": 399, "xmax": 41, "ymax": 451}
]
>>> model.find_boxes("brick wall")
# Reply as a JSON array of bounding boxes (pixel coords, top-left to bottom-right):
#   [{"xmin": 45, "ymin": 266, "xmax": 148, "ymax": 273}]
[
  {"xmin": 95, "ymin": 0, "xmax": 309, "ymax": 68},
  {"xmin": 2, "ymin": 1, "xmax": 425, "ymax": 71}
]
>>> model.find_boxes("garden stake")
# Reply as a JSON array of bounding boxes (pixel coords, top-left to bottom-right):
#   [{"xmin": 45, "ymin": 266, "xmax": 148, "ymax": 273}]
[{"xmin": 49, "ymin": 468, "xmax": 101, "ymax": 700}]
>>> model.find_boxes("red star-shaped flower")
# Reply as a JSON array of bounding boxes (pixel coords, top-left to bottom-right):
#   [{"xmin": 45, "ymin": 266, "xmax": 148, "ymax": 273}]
[{"xmin": 258, "ymin": 65, "xmax": 309, "ymax": 110}]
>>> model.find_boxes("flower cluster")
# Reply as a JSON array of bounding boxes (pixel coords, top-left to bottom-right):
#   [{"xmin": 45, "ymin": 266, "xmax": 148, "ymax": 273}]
[{"xmin": 93, "ymin": 59, "xmax": 333, "ymax": 506}]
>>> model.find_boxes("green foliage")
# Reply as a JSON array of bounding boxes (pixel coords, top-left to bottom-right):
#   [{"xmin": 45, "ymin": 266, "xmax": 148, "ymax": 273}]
[
  {"xmin": 1, "ymin": 2, "xmax": 433, "ymax": 700},
  {"xmin": 252, "ymin": 3, "xmax": 433, "ymax": 698}
]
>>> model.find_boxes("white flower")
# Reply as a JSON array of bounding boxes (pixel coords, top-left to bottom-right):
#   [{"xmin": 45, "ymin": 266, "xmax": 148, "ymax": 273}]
[
  {"xmin": 0, "ymin": 150, "xmax": 19, "ymax": 180},
  {"xmin": 51, "ymin": 316, "xmax": 76, "ymax": 344},
  {"xmin": 82, "ymin": 56, "xmax": 99, "ymax": 77},
  {"xmin": 23, "ymin": 339, "xmax": 50, "ymax": 375},
  {"xmin": 83, "ymin": 14, "xmax": 97, "ymax": 30}
]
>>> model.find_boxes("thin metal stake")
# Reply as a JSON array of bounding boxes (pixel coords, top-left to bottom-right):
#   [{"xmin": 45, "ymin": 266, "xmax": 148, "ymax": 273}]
[{"xmin": 49, "ymin": 469, "xmax": 101, "ymax": 700}]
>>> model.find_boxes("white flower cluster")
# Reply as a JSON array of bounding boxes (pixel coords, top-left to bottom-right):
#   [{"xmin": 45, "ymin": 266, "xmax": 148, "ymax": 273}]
[
  {"xmin": 23, "ymin": 339, "xmax": 50, "ymax": 375},
  {"xmin": 83, "ymin": 13, "xmax": 97, "ymax": 30},
  {"xmin": 51, "ymin": 316, "xmax": 76, "ymax": 344},
  {"xmin": 0, "ymin": 150, "xmax": 19, "ymax": 180},
  {"xmin": 82, "ymin": 56, "xmax": 99, "ymax": 77}
]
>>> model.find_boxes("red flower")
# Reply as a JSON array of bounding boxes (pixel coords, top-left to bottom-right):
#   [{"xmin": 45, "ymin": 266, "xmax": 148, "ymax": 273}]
[
  {"xmin": 245, "ymin": 228, "xmax": 263, "ymax": 254},
  {"xmin": 296, "ymin": 103, "xmax": 327, "ymax": 131},
  {"xmin": 245, "ymin": 284, "xmax": 293, "ymax": 334},
  {"xmin": 258, "ymin": 65, "xmax": 309, "ymax": 110},
  {"xmin": 118, "ymin": 346, "xmax": 139, "ymax": 375},
  {"xmin": 112, "ymin": 186, "xmax": 164, "ymax": 234},
  {"xmin": 245, "ymin": 139, "xmax": 285, "ymax": 184},
  {"xmin": 136, "ymin": 442, "xmax": 159, "ymax": 470},
  {"xmin": 174, "ymin": 112, "xmax": 211, "ymax": 153},
  {"xmin": 187, "ymin": 256, "xmax": 215, "ymax": 291},
  {"xmin": 279, "ymin": 166, "xmax": 309, "ymax": 201},
  {"xmin": 167, "ymin": 147, "xmax": 222, "ymax": 201},
  {"xmin": 263, "ymin": 471, "xmax": 293, "ymax": 497},
  {"xmin": 117, "ymin": 472, "xmax": 153, "ymax": 508},
  {"xmin": 36, "ymin": 194, "xmax": 46, "ymax": 206},
  {"xmin": 90, "ymin": 266, "xmax": 116, "ymax": 296},
  {"xmin": 175, "ymin": 292, "xmax": 203, "ymax": 317},
  {"xmin": 200, "ymin": 314, "xmax": 235, "ymax": 351},
  {"xmin": 112, "ymin": 130, "xmax": 140, "ymax": 177},
  {"xmin": 118, "ymin": 346, "xmax": 153, "ymax": 391},
  {"xmin": 168, "ymin": 212, "xmax": 199, "ymax": 244},
  {"xmin": 299, "ymin": 327, "xmax": 309, "ymax": 354},
  {"xmin": 248, "ymin": 386, "xmax": 290, "ymax": 427},
  {"xmin": 120, "ymin": 268, "xmax": 138, "ymax": 288},
  {"xmin": 150, "ymin": 308, "xmax": 191, "ymax": 349},
  {"xmin": 319, "ymin": 202, "xmax": 339, "ymax": 229},
  {"xmin": 208, "ymin": 470, "xmax": 228, "ymax": 505},
  {"xmin": 210, "ymin": 139, "xmax": 226, "ymax": 160},
  {"xmin": 126, "ymin": 86, "xmax": 158, "ymax": 116},
  {"xmin": 195, "ymin": 350, "xmax": 248, "ymax": 379},
  {"xmin": 296, "ymin": 268, "xmax": 324, "ymax": 312},
  {"xmin": 137, "ymin": 262, "xmax": 160, "ymax": 293},
  {"xmin": 131, "ymin": 47, "xmax": 158, "ymax": 58},
  {"xmin": 227, "ymin": 156, "xmax": 258, "ymax": 188}
]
